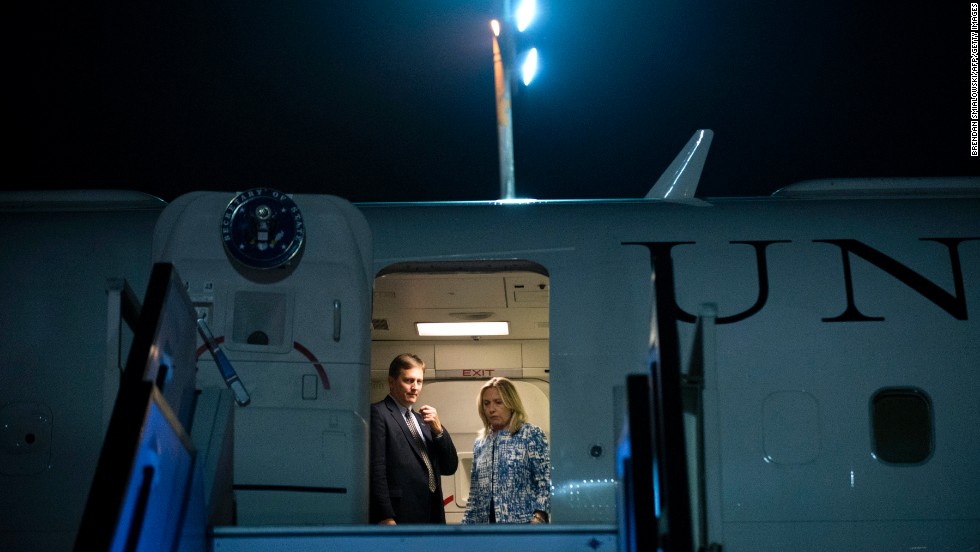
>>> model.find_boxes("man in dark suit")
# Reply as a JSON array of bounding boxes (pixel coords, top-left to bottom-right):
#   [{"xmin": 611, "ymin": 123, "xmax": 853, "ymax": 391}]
[{"xmin": 370, "ymin": 353, "xmax": 459, "ymax": 524}]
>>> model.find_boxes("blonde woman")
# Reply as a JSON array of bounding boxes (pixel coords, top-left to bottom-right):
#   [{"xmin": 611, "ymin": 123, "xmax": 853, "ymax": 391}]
[{"xmin": 462, "ymin": 377, "xmax": 551, "ymax": 524}]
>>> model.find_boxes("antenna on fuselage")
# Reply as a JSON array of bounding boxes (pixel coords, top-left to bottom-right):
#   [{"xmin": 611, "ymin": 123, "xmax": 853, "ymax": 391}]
[{"xmin": 646, "ymin": 129, "xmax": 713, "ymax": 202}]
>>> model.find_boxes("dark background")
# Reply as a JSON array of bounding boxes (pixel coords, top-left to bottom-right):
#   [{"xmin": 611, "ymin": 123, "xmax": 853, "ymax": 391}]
[{"xmin": 11, "ymin": 1, "xmax": 978, "ymax": 203}]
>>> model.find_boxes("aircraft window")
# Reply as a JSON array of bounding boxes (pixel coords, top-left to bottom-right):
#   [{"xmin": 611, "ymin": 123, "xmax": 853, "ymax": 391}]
[{"xmin": 870, "ymin": 388, "xmax": 933, "ymax": 464}]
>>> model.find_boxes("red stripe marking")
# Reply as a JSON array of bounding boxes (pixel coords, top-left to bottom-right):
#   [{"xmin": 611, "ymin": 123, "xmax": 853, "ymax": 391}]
[
  {"xmin": 195, "ymin": 336, "xmax": 331, "ymax": 390},
  {"xmin": 292, "ymin": 340, "xmax": 330, "ymax": 389}
]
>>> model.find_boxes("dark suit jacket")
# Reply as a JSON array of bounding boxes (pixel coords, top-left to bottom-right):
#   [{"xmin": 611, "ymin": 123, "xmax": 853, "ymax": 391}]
[{"xmin": 369, "ymin": 395, "xmax": 459, "ymax": 523}]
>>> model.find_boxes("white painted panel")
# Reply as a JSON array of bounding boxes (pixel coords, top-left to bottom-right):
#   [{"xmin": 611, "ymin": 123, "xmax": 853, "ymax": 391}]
[
  {"xmin": 522, "ymin": 341, "xmax": 549, "ymax": 368},
  {"xmin": 435, "ymin": 342, "xmax": 523, "ymax": 370}
]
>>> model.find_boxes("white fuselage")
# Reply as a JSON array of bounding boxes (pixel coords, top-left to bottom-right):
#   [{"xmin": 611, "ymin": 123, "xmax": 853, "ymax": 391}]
[{"xmin": 1, "ymin": 189, "xmax": 977, "ymax": 551}]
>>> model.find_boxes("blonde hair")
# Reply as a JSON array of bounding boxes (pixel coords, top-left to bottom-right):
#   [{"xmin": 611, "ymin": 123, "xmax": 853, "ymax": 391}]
[{"xmin": 476, "ymin": 377, "xmax": 528, "ymax": 438}]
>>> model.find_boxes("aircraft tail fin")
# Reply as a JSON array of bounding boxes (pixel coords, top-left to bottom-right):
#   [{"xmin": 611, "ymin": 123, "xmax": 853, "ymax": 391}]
[{"xmin": 645, "ymin": 129, "xmax": 713, "ymax": 202}]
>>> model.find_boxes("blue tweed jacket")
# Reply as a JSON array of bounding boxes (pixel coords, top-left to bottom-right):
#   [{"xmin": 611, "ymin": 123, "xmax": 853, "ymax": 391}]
[{"xmin": 462, "ymin": 422, "xmax": 551, "ymax": 523}]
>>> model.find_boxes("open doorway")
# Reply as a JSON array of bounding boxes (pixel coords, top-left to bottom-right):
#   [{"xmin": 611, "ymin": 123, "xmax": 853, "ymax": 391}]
[{"xmin": 369, "ymin": 259, "xmax": 550, "ymax": 523}]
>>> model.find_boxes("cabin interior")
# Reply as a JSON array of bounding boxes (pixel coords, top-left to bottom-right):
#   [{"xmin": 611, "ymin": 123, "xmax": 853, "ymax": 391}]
[{"xmin": 368, "ymin": 261, "xmax": 552, "ymax": 523}]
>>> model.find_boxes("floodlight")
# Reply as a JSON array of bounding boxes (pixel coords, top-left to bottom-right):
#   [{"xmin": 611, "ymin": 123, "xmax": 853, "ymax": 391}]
[
  {"xmin": 516, "ymin": 0, "xmax": 537, "ymax": 32},
  {"xmin": 522, "ymin": 48, "xmax": 539, "ymax": 86}
]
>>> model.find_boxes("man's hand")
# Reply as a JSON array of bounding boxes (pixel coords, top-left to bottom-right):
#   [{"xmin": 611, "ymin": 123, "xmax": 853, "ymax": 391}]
[{"xmin": 418, "ymin": 404, "xmax": 443, "ymax": 435}]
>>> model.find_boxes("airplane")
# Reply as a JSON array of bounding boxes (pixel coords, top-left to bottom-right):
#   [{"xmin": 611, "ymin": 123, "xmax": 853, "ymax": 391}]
[{"xmin": 1, "ymin": 130, "xmax": 978, "ymax": 551}]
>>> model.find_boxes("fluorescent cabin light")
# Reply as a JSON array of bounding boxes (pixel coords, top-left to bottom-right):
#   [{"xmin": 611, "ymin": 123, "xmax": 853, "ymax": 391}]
[{"xmin": 416, "ymin": 322, "xmax": 510, "ymax": 337}]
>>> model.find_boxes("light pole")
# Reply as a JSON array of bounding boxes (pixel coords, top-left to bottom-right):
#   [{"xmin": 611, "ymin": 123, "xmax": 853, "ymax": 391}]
[
  {"xmin": 491, "ymin": 0, "xmax": 537, "ymax": 201},
  {"xmin": 491, "ymin": 19, "xmax": 515, "ymax": 200}
]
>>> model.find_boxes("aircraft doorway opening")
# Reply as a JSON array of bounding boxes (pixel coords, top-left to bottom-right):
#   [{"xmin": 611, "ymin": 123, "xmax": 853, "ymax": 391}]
[{"xmin": 369, "ymin": 260, "xmax": 550, "ymax": 524}]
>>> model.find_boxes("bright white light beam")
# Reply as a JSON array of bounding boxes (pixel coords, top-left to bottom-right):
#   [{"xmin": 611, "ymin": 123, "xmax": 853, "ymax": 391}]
[
  {"xmin": 522, "ymin": 47, "xmax": 538, "ymax": 86},
  {"xmin": 516, "ymin": 0, "xmax": 536, "ymax": 32}
]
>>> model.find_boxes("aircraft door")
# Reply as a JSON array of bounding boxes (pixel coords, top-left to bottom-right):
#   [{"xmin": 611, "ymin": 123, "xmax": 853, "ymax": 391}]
[{"xmin": 152, "ymin": 189, "xmax": 373, "ymax": 525}]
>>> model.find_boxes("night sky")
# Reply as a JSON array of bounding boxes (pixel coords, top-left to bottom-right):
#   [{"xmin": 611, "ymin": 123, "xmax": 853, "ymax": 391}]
[{"xmin": 12, "ymin": 1, "xmax": 978, "ymax": 203}]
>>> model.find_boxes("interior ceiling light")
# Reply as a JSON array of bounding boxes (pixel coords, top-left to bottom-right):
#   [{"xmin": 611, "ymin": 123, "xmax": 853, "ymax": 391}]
[{"xmin": 416, "ymin": 322, "xmax": 510, "ymax": 336}]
